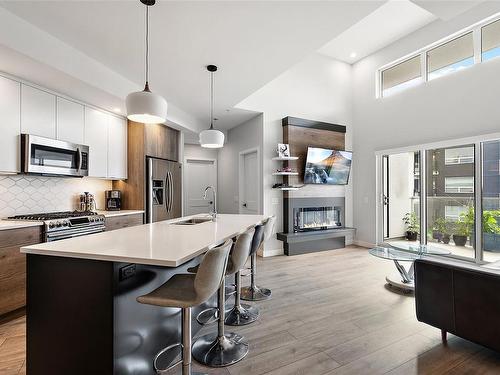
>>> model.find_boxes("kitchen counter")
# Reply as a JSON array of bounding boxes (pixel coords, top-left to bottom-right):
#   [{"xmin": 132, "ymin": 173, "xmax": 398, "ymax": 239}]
[
  {"xmin": 96, "ymin": 209, "xmax": 144, "ymax": 218},
  {"xmin": 0, "ymin": 219, "xmax": 43, "ymax": 231},
  {"xmin": 21, "ymin": 213, "xmax": 268, "ymax": 267},
  {"xmin": 23, "ymin": 213, "xmax": 269, "ymax": 375}
]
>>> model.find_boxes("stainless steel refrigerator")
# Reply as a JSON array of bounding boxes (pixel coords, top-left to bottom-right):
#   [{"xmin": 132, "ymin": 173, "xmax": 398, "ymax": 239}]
[{"xmin": 146, "ymin": 157, "xmax": 182, "ymax": 223}]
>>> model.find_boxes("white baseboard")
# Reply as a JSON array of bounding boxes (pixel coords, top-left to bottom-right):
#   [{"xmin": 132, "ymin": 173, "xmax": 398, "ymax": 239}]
[
  {"xmin": 260, "ymin": 248, "xmax": 284, "ymax": 257},
  {"xmin": 353, "ymin": 240, "xmax": 375, "ymax": 248}
]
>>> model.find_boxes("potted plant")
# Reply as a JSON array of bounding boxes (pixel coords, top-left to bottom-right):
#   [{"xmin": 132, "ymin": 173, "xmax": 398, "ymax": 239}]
[
  {"xmin": 483, "ymin": 210, "xmax": 500, "ymax": 251},
  {"xmin": 402, "ymin": 212, "xmax": 419, "ymax": 241},
  {"xmin": 432, "ymin": 217, "xmax": 446, "ymax": 242},
  {"xmin": 453, "ymin": 206, "xmax": 474, "ymax": 247}
]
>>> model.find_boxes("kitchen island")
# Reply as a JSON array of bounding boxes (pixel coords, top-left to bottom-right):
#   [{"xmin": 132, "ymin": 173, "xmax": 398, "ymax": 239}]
[{"xmin": 21, "ymin": 214, "xmax": 268, "ymax": 375}]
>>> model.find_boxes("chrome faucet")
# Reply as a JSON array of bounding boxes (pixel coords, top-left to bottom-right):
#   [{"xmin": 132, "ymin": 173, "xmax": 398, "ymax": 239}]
[{"xmin": 203, "ymin": 186, "xmax": 217, "ymax": 220}]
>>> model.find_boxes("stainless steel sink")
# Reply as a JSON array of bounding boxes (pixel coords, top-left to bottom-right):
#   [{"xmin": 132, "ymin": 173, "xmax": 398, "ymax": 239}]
[{"xmin": 173, "ymin": 217, "xmax": 212, "ymax": 225}]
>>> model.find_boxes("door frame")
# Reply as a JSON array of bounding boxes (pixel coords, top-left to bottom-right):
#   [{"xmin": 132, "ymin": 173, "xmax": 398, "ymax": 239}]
[
  {"xmin": 238, "ymin": 147, "xmax": 261, "ymax": 215},
  {"xmin": 183, "ymin": 157, "xmax": 218, "ymax": 216}
]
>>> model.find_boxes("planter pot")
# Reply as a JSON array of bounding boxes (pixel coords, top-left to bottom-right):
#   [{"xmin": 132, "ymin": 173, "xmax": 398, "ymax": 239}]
[
  {"xmin": 453, "ymin": 234, "xmax": 467, "ymax": 247},
  {"xmin": 484, "ymin": 233, "xmax": 500, "ymax": 252},
  {"xmin": 432, "ymin": 230, "xmax": 443, "ymax": 242},
  {"xmin": 442, "ymin": 234, "xmax": 451, "ymax": 244},
  {"xmin": 406, "ymin": 231, "xmax": 418, "ymax": 241}
]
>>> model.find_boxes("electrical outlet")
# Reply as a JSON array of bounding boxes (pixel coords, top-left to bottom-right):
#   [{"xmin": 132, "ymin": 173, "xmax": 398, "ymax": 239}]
[{"xmin": 119, "ymin": 264, "xmax": 136, "ymax": 281}]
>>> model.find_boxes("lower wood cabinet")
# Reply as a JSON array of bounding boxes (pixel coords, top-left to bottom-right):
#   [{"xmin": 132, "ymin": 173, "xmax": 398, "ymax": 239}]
[
  {"xmin": 105, "ymin": 213, "xmax": 144, "ymax": 232},
  {"xmin": 0, "ymin": 226, "xmax": 42, "ymax": 316}
]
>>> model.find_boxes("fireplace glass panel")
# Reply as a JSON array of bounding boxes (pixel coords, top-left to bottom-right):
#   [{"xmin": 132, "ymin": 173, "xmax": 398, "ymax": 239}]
[{"xmin": 294, "ymin": 206, "xmax": 341, "ymax": 232}]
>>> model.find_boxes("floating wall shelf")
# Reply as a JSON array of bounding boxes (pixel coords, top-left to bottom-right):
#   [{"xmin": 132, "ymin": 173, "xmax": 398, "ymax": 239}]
[
  {"xmin": 272, "ymin": 172, "xmax": 299, "ymax": 176},
  {"xmin": 272, "ymin": 156, "xmax": 299, "ymax": 161}
]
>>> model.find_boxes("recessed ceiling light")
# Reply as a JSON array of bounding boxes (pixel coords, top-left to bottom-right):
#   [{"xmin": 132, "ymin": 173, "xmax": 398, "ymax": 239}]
[{"xmin": 350, "ymin": 52, "xmax": 357, "ymax": 58}]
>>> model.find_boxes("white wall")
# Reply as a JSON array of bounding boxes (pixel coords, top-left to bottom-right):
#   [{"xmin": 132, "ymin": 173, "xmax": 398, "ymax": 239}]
[
  {"xmin": 218, "ymin": 114, "xmax": 264, "ymax": 214},
  {"xmin": 237, "ymin": 53, "xmax": 354, "ymax": 255},
  {"xmin": 352, "ymin": 1, "xmax": 500, "ymax": 245},
  {"xmin": 183, "ymin": 144, "xmax": 219, "ymax": 161}
]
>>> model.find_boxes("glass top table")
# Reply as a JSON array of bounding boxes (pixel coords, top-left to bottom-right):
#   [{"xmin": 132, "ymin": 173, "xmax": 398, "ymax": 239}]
[{"xmin": 369, "ymin": 243, "xmax": 451, "ymax": 292}]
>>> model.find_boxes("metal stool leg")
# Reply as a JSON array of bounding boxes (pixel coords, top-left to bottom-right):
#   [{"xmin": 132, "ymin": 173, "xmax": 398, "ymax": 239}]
[
  {"xmin": 241, "ymin": 253, "xmax": 271, "ymax": 301},
  {"xmin": 192, "ymin": 277, "xmax": 249, "ymax": 367},
  {"xmin": 153, "ymin": 307, "xmax": 206, "ymax": 375},
  {"xmin": 225, "ymin": 270, "xmax": 259, "ymax": 326}
]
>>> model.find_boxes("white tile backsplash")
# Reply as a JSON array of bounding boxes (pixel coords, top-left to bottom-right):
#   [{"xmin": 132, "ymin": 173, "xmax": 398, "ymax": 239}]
[{"xmin": 0, "ymin": 175, "xmax": 112, "ymax": 218}]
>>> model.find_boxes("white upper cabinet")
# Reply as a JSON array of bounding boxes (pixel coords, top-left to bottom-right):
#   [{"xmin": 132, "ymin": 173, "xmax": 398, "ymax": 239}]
[
  {"xmin": 57, "ymin": 97, "xmax": 84, "ymax": 144},
  {"xmin": 107, "ymin": 115, "xmax": 127, "ymax": 180},
  {"xmin": 0, "ymin": 76, "xmax": 21, "ymax": 173},
  {"xmin": 84, "ymin": 107, "xmax": 108, "ymax": 178},
  {"xmin": 21, "ymin": 84, "xmax": 56, "ymax": 138}
]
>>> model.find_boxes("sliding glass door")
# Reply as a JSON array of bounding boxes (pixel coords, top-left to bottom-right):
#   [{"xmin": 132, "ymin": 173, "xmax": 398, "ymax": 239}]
[
  {"xmin": 482, "ymin": 140, "xmax": 500, "ymax": 262},
  {"xmin": 425, "ymin": 145, "xmax": 475, "ymax": 259}
]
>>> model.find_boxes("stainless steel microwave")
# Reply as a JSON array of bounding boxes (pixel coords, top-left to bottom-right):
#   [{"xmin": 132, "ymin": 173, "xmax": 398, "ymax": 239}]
[{"xmin": 21, "ymin": 134, "xmax": 89, "ymax": 177}]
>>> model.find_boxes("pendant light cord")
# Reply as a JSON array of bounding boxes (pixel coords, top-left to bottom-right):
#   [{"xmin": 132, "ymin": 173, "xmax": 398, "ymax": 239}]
[
  {"xmin": 210, "ymin": 71, "xmax": 214, "ymax": 129},
  {"xmin": 145, "ymin": 5, "xmax": 150, "ymax": 91}
]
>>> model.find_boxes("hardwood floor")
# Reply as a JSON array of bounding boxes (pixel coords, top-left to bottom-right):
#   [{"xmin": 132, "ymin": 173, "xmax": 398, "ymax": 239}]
[{"xmin": 2, "ymin": 245, "xmax": 500, "ymax": 374}]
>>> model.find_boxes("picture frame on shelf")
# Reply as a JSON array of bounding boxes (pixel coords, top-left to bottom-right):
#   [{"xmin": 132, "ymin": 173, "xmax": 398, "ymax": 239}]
[{"xmin": 277, "ymin": 143, "xmax": 290, "ymax": 158}]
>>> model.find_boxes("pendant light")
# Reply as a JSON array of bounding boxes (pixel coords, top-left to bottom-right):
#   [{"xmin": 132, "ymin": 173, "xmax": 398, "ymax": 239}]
[
  {"xmin": 126, "ymin": 0, "xmax": 167, "ymax": 124},
  {"xmin": 199, "ymin": 65, "xmax": 225, "ymax": 148}
]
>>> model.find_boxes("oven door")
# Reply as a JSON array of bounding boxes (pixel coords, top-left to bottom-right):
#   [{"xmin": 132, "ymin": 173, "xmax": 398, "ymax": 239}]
[{"xmin": 21, "ymin": 134, "xmax": 89, "ymax": 177}]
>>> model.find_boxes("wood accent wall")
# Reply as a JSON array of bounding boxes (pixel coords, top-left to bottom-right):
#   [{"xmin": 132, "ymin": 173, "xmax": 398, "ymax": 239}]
[
  {"xmin": 112, "ymin": 121, "xmax": 179, "ymax": 210},
  {"xmin": 282, "ymin": 117, "xmax": 346, "ymax": 188}
]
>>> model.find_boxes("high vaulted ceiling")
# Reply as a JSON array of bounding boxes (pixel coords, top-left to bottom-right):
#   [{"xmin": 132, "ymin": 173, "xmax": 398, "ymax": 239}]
[{"xmin": 0, "ymin": 0, "xmax": 487, "ymax": 133}]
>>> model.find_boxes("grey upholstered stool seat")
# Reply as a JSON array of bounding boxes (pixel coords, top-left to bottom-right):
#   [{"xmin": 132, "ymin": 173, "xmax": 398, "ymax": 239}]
[
  {"xmin": 241, "ymin": 216, "xmax": 276, "ymax": 301},
  {"xmin": 192, "ymin": 228, "xmax": 255, "ymax": 367},
  {"xmin": 137, "ymin": 239, "xmax": 232, "ymax": 375}
]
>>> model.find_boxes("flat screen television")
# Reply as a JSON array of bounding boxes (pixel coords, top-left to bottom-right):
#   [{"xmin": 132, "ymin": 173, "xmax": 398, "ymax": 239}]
[{"xmin": 304, "ymin": 147, "xmax": 352, "ymax": 185}]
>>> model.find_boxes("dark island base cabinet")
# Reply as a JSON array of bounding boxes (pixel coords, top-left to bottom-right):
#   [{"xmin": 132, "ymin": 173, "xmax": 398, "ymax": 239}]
[
  {"xmin": 0, "ymin": 226, "xmax": 42, "ymax": 316},
  {"xmin": 26, "ymin": 254, "xmax": 210, "ymax": 375}
]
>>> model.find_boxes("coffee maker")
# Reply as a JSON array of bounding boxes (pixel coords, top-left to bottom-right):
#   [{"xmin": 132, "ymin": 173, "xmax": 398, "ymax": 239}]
[{"xmin": 105, "ymin": 190, "xmax": 121, "ymax": 211}]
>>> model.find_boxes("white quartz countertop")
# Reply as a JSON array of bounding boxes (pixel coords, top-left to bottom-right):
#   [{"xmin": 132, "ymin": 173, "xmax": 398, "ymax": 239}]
[
  {"xmin": 0, "ymin": 220, "xmax": 43, "ymax": 231},
  {"xmin": 96, "ymin": 210, "xmax": 144, "ymax": 218},
  {"xmin": 21, "ymin": 214, "xmax": 269, "ymax": 267}
]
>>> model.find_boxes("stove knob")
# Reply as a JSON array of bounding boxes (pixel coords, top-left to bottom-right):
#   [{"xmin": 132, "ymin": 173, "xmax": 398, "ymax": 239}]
[
  {"xmin": 62, "ymin": 221, "xmax": 68, "ymax": 227},
  {"xmin": 48, "ymin": 223, "xmax": 55, "ymax": 229},
  {"xmin": 56, "ymin": 221, "xmax": 62, "ymax": 228}
]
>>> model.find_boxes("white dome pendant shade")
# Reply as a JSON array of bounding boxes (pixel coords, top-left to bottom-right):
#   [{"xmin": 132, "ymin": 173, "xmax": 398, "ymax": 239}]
[
  {"xmin": 200, "ymin": 127, "xmax": 225, "ymax": 148},
  {"xmin": 200, "ymin": 65, "xmax": 224, "ymax": 148},
  {"xmin": 126, "ymin": 0, "xmax": 167, "ymax": 124},
  {"xmin": 126, "ymin": 83, "xmax": 168, "ymax": 124}
]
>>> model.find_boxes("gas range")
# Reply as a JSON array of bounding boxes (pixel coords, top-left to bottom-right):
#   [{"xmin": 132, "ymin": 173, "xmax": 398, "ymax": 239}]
[{"xmin": 8, "ymin": 211, "xmax": 106, "ymax": 242}]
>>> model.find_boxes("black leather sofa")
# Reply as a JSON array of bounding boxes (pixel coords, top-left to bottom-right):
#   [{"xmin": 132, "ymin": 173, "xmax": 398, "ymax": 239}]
[{"xmin": 415, "ymin": 257, "xmax": 500, "ymax": 351}]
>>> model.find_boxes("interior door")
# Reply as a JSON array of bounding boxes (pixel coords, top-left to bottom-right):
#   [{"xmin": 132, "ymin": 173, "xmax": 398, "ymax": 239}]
[
  {"xmin": 241, "ymin": 151, "xmax": 259, "ymax": 214},
  {"xmin": 184, "ymin": 159, "xmax": 217, "ymax": 216},
  {"xmin": 383, "ymin": 155, "xmax": 389, "ymax": 239}
]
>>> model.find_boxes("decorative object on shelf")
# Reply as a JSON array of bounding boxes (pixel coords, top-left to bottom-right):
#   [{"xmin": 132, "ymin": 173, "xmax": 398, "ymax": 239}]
[
  {"xmin": 199, "ymin": 65, "xmax": 225, "ymax": 148},
  {"xmin": 126, "ymin": 0, "xmax": 168, "ymax": 124},
  {"xmin": 277, "ymin": 143, "xmax": 290, "ymax": 158}
]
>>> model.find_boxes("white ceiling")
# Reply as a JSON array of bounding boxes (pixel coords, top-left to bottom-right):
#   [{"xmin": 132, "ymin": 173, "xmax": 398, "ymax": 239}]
[
  {"xmin": 0, "ymin": 0, "xmax": 383, "ymax": 130},
  {"xmin": 0, "ymin": 0, "xmax": 487, "ymax": 133},
  {"xmin": 318, "ymin": 0, "xmax": 437, "ymax": 64}
]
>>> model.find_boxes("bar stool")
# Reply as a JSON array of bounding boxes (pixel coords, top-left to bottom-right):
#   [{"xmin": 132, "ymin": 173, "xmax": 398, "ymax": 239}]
[
  {"xmin": 225, "ymin": 229, "xmax": 260, "ymax": 326},
  {"xmin": 192, "ymin": 228, "xmax": 254, "ymax": 367},
  {"xmin": 137, "ymin": 239, "xmax": 232, "ymax": 375},
  {"xmin": 241, "ymin": 216, "xmax": 276, "ymax": 301}
]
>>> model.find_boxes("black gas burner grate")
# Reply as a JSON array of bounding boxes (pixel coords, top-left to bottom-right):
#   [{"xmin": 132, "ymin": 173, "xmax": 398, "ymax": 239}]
[{"xmin": 8, "ymin": 211, "xmax": 98, "ymax": 221}]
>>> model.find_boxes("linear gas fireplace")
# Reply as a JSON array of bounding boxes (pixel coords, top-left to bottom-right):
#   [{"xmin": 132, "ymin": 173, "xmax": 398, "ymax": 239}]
[
  {"xmin": 278, "ymin": 196, "xmax": 354, "ymax": 256},
  {"xmin": 294, "ymin": 206, "xmax": 341, "ymax": 232}
]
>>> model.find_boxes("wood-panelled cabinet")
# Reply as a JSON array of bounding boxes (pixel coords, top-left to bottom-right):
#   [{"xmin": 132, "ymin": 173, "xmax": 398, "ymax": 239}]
[
  {"xmin": 145, "ymin": 123, "xmax": 179, "ymax": 162},
  {"xmin": 0, "ymin": 226, "xmax": 42, "ymax": 316},
  {"xmin": 105, "ymin": 213, "xmax": 143, "ymax": 232},
  {"xmin": 0, "ymin": 76, "xmax": 21, "ymax": 173}
]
